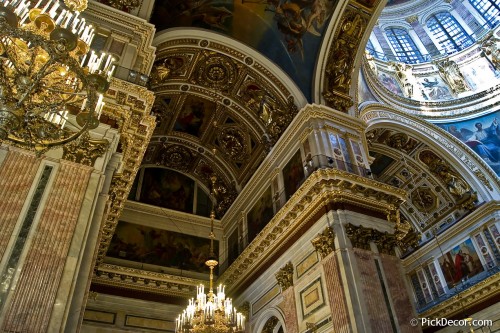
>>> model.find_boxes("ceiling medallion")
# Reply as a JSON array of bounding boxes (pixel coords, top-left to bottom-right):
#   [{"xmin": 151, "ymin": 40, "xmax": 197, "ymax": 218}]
[
  {"xmin": 194, "ymin": 52, "xmax": 236, "ymax": 91},
  {"xmin": 411, "ymin": 187, "xmax": 437, "ymax": 212},
  {"xmin": 218, "ymin": 127, "xmax": 247, "ymax": 161},
  {"xmin": 158, "ymin": 144, "xmax": 193, "ymax": 171}
]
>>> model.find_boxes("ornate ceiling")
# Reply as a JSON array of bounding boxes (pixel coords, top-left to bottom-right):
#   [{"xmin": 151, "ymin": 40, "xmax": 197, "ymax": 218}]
[
  {"xmin": 141, "ymin": 32, "xmax": 304, "ymax": 215},
  {"xmin": 367, "ymin": 127, "xmax": 477, "ymax": 239}
]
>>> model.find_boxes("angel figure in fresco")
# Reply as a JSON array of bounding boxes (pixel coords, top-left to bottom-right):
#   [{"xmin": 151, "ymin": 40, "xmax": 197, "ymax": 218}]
[{"xmin": 263, "ymin": 0, "xmax": 333, "ymax": 58}]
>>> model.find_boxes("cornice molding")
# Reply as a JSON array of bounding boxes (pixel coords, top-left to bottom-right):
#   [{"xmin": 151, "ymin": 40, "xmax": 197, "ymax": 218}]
[{"xmin": 219, "ymin": 167, "xmax": 405, "ymax": 292}]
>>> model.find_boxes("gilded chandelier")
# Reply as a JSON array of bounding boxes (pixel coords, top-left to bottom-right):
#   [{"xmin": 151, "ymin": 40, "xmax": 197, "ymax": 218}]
[
  {"xmin": 176, "ymin": 208, "xmax": 245, "ymax": 333},
  {"xmin": 0, "ymin": 0, "xmax": 115, "ymax": 153}
]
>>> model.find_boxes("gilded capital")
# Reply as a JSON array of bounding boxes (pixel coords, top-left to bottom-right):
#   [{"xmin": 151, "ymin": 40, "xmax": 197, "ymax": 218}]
[
  {"xmin": 345, "ymin": 223, "xmax": 397, "ymax": 255},
  {"xmin": 62, "ymin": 132, "xmax": 108, "ymax": 166},
  {"xmin": 275, "ymin": 262, "xmax": 294, "ymax": 290},
  {"xmin": 311, "ymin": 227, "xmax": 336, "ymax": 259},
  {"xmin": 406, "ymin": 15, "xmax": 419, "ymax": 24}
]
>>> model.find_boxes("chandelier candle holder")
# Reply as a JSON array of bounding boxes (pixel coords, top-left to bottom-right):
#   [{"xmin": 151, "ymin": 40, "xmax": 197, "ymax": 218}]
[
  {"xmin": 0, "ymin": 0, "xmax": 116, "ymax": 153},
  {"xmin": 176, "ymin": 208, "xmax": 245, "ymax": 333}
]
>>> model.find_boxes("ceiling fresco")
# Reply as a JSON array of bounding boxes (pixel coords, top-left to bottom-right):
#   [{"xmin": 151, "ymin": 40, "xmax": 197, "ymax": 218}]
[
  {"xmin": 150, "ymin": 0, "xmax": 338, "ymax": 100},
  {"xmin": 137, "ymin": 34, "xmax": 300, "ymax": 217}
]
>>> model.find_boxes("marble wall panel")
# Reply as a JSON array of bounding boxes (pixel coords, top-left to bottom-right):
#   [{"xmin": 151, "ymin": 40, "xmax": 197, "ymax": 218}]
[
  {"xmin": 279, "ymin": 287, "xmax": 299, "ymax": 333},
  {"xmin": 0, "ymin": 151, "xmax": 40, "ymax": 261},
  {"xmin": 2, "ymin": 161, "xmax": 92, "ymax": 333},
  {"xmin": 323, "ymin": 253, "xmax": 351, "ymax": 332},
  {"xmin": 380, "ymin": 254, "xmax": 420, "ymax": 333},
  {"xmin": 354, "ymin": 248, "xmax": 393, "ymax": 332}
]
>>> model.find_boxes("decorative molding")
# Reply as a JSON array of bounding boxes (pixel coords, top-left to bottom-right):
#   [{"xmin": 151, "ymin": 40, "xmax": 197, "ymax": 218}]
[
  {"xmin": 360, "ymin": 106, "xmax": 500, "ymax": 194},
  {"xmin": 219, "ymin": 167, "xmax": 406, "ymax": 292},
  {"xmin": 93, "ymin": 263, "xmax": 203, "ymax": 298}
]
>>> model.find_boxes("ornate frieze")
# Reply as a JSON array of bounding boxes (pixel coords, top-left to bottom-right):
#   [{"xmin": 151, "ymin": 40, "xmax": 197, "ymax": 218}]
[
  {"xmin": 311, "ymin": 227, "xmax": 336, "ymax": 259},
  {"xmin": 219, "ymin": 167, "xmax": 405, "ymax": 290},
  {"xmin": 276, "ymin": 262, "xmax": 294, "ymax": 290},
  {"xmin": 93, "ymin": 263, "xmax": 203, "ymax": 299}
]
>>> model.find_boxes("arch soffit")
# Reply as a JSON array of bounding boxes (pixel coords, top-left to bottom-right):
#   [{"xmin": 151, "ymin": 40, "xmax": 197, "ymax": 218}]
[
  {"xmin": 313, "ymin": 0, "xmax": 388, "ymax": 115},
  {"xmin": 153, "ymin": 28, "xmax": 307, "ymax": 108},
  {"xmin": 360, "ymin": 103, "xmax": 500, "ymax": 201},
  {"xmin": 254, "ymin": 308, "xmax": 287, "ymax": 333}
]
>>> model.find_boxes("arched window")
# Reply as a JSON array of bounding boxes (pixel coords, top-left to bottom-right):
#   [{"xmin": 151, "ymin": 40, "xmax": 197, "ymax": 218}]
[
  {"xmin": 469, "ymin": 0, "xmax": 500, "ymax": 27},
  {"xmin": 426, "ymin": 12, "xmax": 474, "ymax": 54},
  {"xmin": 385, "ymin": 28, "xmax": 425, "ymax": 64}
]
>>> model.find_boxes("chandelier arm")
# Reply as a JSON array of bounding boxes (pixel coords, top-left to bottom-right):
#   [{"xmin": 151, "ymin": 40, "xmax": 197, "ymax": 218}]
[{"xmin": 16, "ymin": 57, "xmax": 55, "ymax": 107}]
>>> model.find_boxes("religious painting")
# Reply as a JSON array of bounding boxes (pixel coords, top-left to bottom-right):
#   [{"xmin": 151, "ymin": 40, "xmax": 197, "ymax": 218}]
[
  {"xmin": 139, "ymin": 168, "xmax": 195, "ymax": 213},
  {"xmin": 149, "ymin": 0, "xmax": 336, "ymax": 100},
  {"xmin": 417, "ymin": 76, "xmax": 452, "ymax": 101},
  {"xmin": 437, "ymin": 111, "xmax": 500, "ymax": 175},
  {"xmin": 174, "ymin": 95, "xmax": 215, "ymax": 138},
  {"xmin": 227, "ymin": 228, "xmax": 239, "ymax": 265},
  {"xmin": 247, "ymin": 187, "xmax": 274, "ymax": 243},
  {"xmin": 107, "ymin": 221, "xmax": 218, "ymax": 273},
  {"xmin": 437, "ymin": 238, "xmax": 484, "ymax": 289},
  {"xmin": 283, "ymin": 150, "xmax": 305, "ymax": 199},
  {"xmin": 378, "ymin": 72, "xmax": 403, "ymax": 95}
]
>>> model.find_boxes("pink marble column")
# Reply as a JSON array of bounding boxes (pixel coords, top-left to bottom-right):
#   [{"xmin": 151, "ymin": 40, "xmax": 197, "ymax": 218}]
[
  {"xmin": 0, "ymin": 150, "xmax": 40, "ymax": 261},
  {"xmin": 2, "ymin": 161, "xmax": 92, "ymax": 333},
  {"xmin": 323, "ymin": 253, "xmax": 351, "ymax": 332},
  {"xmin": 353, "ymin": 248, "xmax": 393, "ymax": 332},
  {"xmin": 279, "ymin": 287, "xmax": 299, "ymax": 333},
  {"xmin": 380, "ymin": 254, "xmax": 421, "ymax": 333}
]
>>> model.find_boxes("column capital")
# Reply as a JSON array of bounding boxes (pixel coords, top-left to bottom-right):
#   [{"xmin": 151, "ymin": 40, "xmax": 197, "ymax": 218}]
[
  {"xmin": 311, "ymin": 227, "xmax": 336, "ymax": 259},
  {"xmin": 275, "ymin": 262, "xmax": 294, "ymax": 290},
  {"xmin": 406, "ymin": 15, "xmax": 419, "ymax": 24}
]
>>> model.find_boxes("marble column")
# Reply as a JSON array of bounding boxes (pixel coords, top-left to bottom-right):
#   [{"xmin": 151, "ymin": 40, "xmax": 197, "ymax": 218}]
[
  {"xmin": 0, "ymin": 149, "xmax": 40, "ymax": 261},
  {"xmin": 406, "ymin": 16, "xmax": 440, "ymax": 57}
]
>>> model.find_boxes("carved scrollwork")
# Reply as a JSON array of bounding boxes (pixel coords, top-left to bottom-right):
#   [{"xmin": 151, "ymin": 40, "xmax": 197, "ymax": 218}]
[
  {"xmin": 323, "ymin": 8, "xmax": 368, "ymax": 112},
  {"xmin": 395, "ymin": 218, "xmax": 421, "ymax": 253},
  {"xmin": 311, "ymin": 227, "xmax": 336, "ymax": 259},
  {"xmin": 275, "ymin": 262, "xmax": 294, "ymax": 290},
  {"xmin": 62, "ymin": 131, "xmax": 108, "ymax": 166}
]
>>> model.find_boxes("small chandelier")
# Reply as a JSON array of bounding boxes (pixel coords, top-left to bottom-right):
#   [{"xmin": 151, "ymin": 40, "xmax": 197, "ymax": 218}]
[
  {"xmin": 0, "ymin": 0, "xmax": 115, "ymax": 153},
  {"xmin": 176, "ymin": 179, "xmax": 246, "ymax": 333}
]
